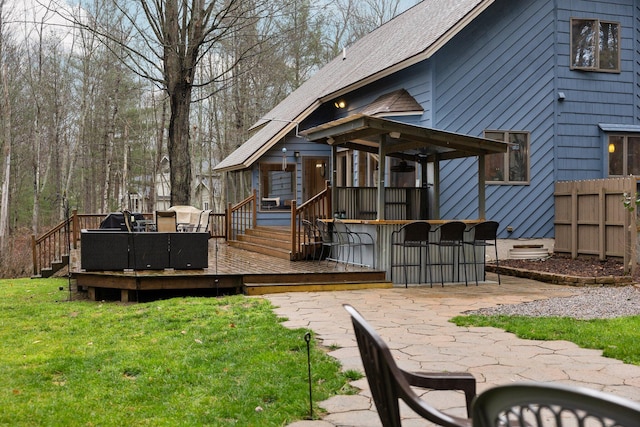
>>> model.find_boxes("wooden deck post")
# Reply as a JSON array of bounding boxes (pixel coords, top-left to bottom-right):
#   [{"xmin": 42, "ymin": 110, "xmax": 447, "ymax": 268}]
[
  {"xmin": 72, "ymin": 209, "xmax": 79, "ymax": 249},
  {"xmin": 478, "ymin": 155, "xmax": 486, "ymax": 219},
  {"xmin": 290, "ymin": 200, "xmax": 297, "ymax": 259},
  {"xmin": 376, "ymin": 135, "xmax": 387, "ymax": 220}
]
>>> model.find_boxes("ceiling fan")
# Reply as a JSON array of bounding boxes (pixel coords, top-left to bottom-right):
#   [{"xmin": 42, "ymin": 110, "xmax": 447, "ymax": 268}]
[{"xmin": 390, "ymin": 160, "xmax": 415, "ymax": 173}]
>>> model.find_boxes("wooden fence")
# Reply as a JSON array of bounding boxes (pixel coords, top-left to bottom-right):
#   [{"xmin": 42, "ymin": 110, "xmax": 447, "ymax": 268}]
[{"xmin": 554, "ymin": 177, "xmax": 638, "ymax": 273}]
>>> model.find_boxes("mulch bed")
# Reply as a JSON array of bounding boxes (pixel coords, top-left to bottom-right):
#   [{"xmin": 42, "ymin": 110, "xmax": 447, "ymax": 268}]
[{"xmin": 493, "ymin": 254, "xmax": 637, "ymax": 286}]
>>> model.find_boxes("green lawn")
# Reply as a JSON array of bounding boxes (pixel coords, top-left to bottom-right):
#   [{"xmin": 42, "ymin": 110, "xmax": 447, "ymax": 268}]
[
  {"xmin": 0, "ymin": 278, "xmax": 355, "ymax": 426},
  {"xmin": 451, "ymin": 314, "xmax": 640, "ymax": 366}
]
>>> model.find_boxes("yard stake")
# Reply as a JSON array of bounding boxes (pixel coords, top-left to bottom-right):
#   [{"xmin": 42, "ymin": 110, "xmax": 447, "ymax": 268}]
[{"xmin": 305, "ymin": 331, "xmax": 313, "ymax": 419}]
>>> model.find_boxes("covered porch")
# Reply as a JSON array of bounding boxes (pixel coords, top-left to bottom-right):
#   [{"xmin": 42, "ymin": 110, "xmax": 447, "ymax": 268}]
[
  {"xmin": 294, "ymin": 114, "xmax": 509, "ymax": 284},
  {"xmin": 300, "ymin": 114, "xmax": 510, "ymax": 221}
]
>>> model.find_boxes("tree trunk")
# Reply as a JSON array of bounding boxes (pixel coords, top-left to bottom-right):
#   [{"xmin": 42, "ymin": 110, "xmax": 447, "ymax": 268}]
[
  {"xmin": 0, "ymin": 64, "xmax": 11, "ymax": 251},
  {"xmin": 167, "ymin": 80, "xmax": 193, "ymax": 207}
]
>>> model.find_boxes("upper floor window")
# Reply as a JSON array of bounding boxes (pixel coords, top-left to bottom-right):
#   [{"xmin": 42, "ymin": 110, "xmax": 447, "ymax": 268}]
[
  {"xmin": 608, "ymin": 135, "xmax": 640, "ymax": 176},
  {"xmin": 484, "ymin": 131, "xmax": 530, "ymax": 184},
  {"xmin": 571, "ymin": 18, "xmax": 620, "ymax": 72}
]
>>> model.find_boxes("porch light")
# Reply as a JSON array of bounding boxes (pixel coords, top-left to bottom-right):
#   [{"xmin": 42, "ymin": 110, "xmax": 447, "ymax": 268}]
[
  {"xmin": 609, "ymin": 143, "xmax": 616, "ymax": 153},
  {"xmin": 334, "ymin": 100, "xmax": 346, "ymax": 109}
]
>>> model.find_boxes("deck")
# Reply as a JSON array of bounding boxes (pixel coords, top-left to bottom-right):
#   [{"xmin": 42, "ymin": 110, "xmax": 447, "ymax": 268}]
[{"xmin": 72, "ymin": 238, "xmax": 391, "ymax": 302}]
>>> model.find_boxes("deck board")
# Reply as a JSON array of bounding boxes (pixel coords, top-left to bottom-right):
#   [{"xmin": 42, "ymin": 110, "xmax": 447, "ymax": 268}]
[{"xmin": 72, "ymin": 238, "xmax": 390, "ymax": 301}]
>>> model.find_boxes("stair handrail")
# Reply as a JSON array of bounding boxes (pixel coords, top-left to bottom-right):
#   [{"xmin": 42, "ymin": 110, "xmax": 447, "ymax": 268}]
[
  {"xmin": 227, "ymin": 189, "xmax": 257, "ymax": 241},
  {"xmin": 31, "ymin": 217, "xmax": 71, "ymax": 277},
  {"xmin": 291, "ymin": 181, "xmax": 331, "ymax": 260}
]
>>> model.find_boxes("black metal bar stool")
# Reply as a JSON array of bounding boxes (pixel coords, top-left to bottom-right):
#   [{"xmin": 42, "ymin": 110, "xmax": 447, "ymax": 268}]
[
  {"xmin": 463, "ymin": 220, "xmax": 500, "ymax": 285},
  {"xmin": 428, "ymin": 221, "xmax": 468, "ymax": 286},
  {"xmin": 390, "ymin": 221, "xmax": 431, "ymax": 287}
]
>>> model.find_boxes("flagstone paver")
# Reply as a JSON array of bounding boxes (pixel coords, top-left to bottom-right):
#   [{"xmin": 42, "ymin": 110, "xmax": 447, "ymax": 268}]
[{"xmin": 274, "ymin": 274, "xmax": 640, "ymax": 427}]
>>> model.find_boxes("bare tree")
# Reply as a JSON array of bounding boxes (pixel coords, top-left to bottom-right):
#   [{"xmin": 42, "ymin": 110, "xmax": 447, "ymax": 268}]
[{"xmin": 64, "ymin": 0, "xmax": 284, "ymax": 206}]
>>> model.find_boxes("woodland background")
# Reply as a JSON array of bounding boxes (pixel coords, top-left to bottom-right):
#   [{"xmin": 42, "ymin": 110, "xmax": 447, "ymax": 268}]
[{"xmin": 0, "ymin": 0, "xmax": 416, "ymax": 277}]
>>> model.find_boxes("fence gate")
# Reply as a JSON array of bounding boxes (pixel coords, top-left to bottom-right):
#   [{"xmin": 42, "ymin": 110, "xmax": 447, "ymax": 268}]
[{"xmin": 554, "ymin": 176, "xmax": 638, "ymax": 273}]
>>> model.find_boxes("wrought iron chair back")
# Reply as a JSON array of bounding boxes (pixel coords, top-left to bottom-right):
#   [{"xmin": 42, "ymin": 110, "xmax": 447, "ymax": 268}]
[{"xmin": 471, "ymin": 382, "xmax": 640, "ymax": 427}]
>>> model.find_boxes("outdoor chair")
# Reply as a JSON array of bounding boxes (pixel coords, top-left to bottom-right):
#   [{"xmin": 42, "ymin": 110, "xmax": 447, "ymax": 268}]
[
  {"xmin": 301, "ymin": 219, "xmax": 322, "ymax": 260},
  {"xmin": 471, "ymin": 382, "xmax": 640, "ymax": 427},
  {"xmin": 390, "ymin": 221, "xmax": 432, "ymax": 288},
  {"xmin": 463, "ymin": 221, "xmax": 500, "ymax": 286},
  {"xmin": 333, "ymin": 219, "xmax": 375, "ymax": 267},
  {"xmin": 316, "ymin": 219, "xmax": 343, "ymax": 264},
  {"xmin": 429, "ymin": 221, "xmax": 468, "ymax": 286},
  {"xmin": 155, "ymin": 210, "xmax": 177, "ymax": 232},
  {"xmin": 195, "ymin": 209, "xmax": 212, "ymax": 233},
  {"xmin": 344, "ymin": 304, "xmax": 475, "ymax": 427},
  {"xmin": 122, "ymin": 210, "xmax": 133, "ymax": 233}
]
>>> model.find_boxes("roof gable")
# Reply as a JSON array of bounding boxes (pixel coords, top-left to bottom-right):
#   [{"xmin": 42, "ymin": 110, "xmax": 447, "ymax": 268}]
[
  {"xmin": 360, "ymin": 89, "xmax": 424, "ymax": 117},
  {"xmin": 214, "ymin": 0, "xmax": 495, "ymax": 172}
]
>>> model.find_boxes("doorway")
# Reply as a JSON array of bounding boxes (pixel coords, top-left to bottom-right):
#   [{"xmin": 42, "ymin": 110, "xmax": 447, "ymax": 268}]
[{"xmin": 303, "ymin": 157, "xmax": 329, "ymax": 201}]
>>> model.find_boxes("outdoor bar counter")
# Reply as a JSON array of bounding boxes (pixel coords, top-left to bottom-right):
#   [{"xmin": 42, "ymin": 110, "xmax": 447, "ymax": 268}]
[{"xmin": 324, "ymin": 219, "xmax": 487, "ymax": 285}]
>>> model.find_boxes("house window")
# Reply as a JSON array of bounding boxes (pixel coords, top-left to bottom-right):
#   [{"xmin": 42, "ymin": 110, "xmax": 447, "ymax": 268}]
[
  {"xmin": 259, "ymin": 163, "xmax": 295, "ymax": 210},
  {"xmin": 571, "ymin": 18, "xmax": 620, "ymax": 72},
  {"xmin": 484, "ymin": 131, "xmax": 530, "ymax": 184},
  {"xmin": 608, "ymin": 135, "xmax": 640, "ymax": 176}
]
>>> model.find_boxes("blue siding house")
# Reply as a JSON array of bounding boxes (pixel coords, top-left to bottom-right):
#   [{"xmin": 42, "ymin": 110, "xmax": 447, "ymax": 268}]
[{"xmin": 215, "ymin": 0, "xmax": 639, "ymax": 240}]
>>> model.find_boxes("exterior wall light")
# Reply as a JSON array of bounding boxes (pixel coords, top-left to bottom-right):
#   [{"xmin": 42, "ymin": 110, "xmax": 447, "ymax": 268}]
[
  {"xmin": 609, "ymin": 143, "xmax": 616, "ymax": 153},
  {"xmin": 334, "ymin": 100, "xmax": 346, "ymax": 109}
]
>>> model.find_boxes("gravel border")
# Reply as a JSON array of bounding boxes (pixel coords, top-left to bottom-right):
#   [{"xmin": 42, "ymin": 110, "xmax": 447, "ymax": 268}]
[{"xmin": 465, "ymin": 285, "xmax": 640, "ymax": 319}]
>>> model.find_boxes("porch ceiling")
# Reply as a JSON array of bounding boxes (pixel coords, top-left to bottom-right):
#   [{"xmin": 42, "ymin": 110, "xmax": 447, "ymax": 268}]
[{"xmin": 300, "ymin": 114, "xmax": 508, "ymax": 162}]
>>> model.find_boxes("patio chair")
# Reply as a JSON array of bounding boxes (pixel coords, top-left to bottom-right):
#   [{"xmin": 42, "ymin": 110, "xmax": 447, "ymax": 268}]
[
  {"xmin": 390, "ymin": 221, "xmax": 432, "ymax": 288},
  {"xmin": 316, "ymin": 219, "xmax": 343, "ymax": 264},
  {"xmin": 195, "ymin": 209, "xmax": 212, "ymax": 233},
  {"xmin": 429, "ymin": 221, "xmax": 468, "ymax": 286},
  {"xmin": 344, "ymin": 304, "xmax": 475, "ymax": 427},
  {"xmin": 471, "ymin": 382, "xmax": 640, "ymax": 427},
  {"xmin": 156, "ymin": 210, "xmax": 177, "ymax": 232},
  {"xmin": 301, "ymin": 219, "xmax": 322, "ymax": 260},
  {"xmin": 122, "ymin": 210, "xmax": 133, "ymax": 233},
  {"xmin": 463, "ymin": 221, "xmax": 500, "ymax": 286},
  {"xmin": 333, "ymin": 219, "xmax": 375, "ymax": 267}
]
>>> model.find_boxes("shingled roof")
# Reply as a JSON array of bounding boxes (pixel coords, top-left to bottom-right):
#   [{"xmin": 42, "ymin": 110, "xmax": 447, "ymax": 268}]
[{"xmin": 214, "ymin": 0, "xmax": 494, "ymax": 172}]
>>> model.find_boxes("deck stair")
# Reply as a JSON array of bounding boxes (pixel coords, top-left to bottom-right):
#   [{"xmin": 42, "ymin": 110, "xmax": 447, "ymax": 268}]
[
  {"xmin": 229, "ymin": 226, "xmax": 295, "ymax": 260},
  {"xmin": 243, "ymin": 270, "xmax": 392, "ymax": 296},
  {"xmin": 38, "ymin": 255, "xmax": 69, "ymax": 278}
]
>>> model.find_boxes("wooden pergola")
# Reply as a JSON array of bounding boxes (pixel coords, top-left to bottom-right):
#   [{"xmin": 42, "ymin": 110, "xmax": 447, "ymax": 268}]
[{"xmin": 300, "ymin": 114, "xmax": 510, "ymax": 220}]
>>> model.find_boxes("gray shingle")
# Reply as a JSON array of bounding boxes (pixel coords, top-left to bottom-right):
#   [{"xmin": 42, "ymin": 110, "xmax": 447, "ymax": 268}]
[{"xmin": 214, "ymin": 0, "xmax": 492, "ymax": 172}]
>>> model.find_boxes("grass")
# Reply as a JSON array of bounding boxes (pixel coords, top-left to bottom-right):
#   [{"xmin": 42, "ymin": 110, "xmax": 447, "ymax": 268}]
[
  {"xmin": 0, "ymin": 278, "xmax": 355, "ymax": 426},
  {"xmin": 451, "ymin": 314, "xmax": 640, "ymax": 366}
]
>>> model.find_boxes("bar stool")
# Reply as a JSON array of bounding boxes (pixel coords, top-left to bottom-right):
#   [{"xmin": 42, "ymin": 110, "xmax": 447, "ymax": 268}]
[
  {"xmin": 334, "ymin": 219, "xmax": 375, "ymax": 267},
  {"xmin": 463, "ymin": 221, "xmax": 500, "ymax": 285},
  {"xmin": 390, "ymin": 222, "xmax": 431, "ymax": 288},
  {"xmin": 429, "ymin": 221, "xmax": 468, "ymax": 286}
]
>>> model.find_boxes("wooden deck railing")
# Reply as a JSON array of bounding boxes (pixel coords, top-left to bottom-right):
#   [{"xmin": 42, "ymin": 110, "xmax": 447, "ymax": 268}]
[
  {"xmin": 33, "ymin": 209, "xmax": 226, "ymax": 277},
  {"xmin": 227, "ymin": 189, "xmax": 257, "ymax": 241},
  {"xmin": 291, "ymin": 181, "xmax": 331, "ymax": 260},
  {"xmin": 31, "ymin": 216, "xmax": 73, "ymax": 277}
]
